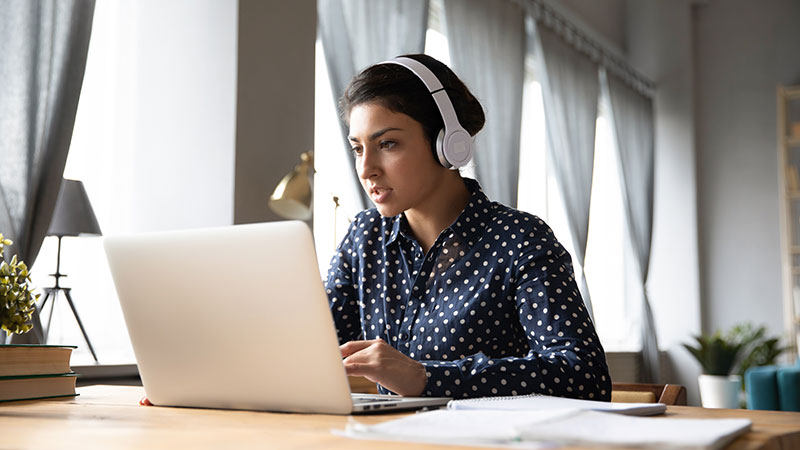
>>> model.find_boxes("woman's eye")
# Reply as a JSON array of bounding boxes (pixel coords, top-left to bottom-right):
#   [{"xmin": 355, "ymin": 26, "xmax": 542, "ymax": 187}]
[
  {"xmin": 379, "ymin": 140, "xmax": 396, "ymax": 150},
  {"xmin": 351, "ymin": 146, "xmax": 363, "ymax": 156}
]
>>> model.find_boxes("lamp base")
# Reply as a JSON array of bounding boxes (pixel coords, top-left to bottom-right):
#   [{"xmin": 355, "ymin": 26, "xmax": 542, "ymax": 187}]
[{"xmin": 39, "ymin": 286, "xmax": 98, "ymax": 363}]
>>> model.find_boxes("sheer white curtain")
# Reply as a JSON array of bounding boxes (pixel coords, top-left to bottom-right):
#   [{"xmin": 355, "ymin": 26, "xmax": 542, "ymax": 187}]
[
  {"xmin": 317, "ymin": 0, "xmax": 429, "ymax": 210},
  {"xmin": 442, "ymin": 0, "xmax": 525, "ymax": 206},
  {"xmin": 529, "ymin": 19, "xmax": 599, "ymax": 319},
  {"xmin": 602, "ymin": 69, "xmax": 659, "ymax": 382}
]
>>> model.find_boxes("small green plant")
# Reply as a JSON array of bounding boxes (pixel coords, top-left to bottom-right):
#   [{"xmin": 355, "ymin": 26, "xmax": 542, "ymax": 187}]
[
  {"xmin": 733, "ymin": 323, "xmax": 789, "ymax": 379},
  {"xmin": 683, "ymin": 323, "xmax": 787, "ymax": 376},
  {"xmin": 0, "ymin": 234, "xmax": 38, "ymax": 335},
  {"xmin": 683, "ymin": 331, "xmax": 745, "ymax": 376}
]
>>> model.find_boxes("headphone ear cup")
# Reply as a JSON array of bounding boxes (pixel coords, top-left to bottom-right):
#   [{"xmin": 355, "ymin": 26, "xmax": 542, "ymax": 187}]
[
  {"xmin": 435, "ymin": 129, "xmax": 452, "ymax": 168},
  {"xmin": 441, "ymin": 129, "xmax": 473, "ymax": 169}
]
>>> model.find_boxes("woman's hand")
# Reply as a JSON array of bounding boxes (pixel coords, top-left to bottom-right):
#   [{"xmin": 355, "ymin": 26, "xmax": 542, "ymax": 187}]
[
  {"xmin": 340, "ymin": 339, "xmax": 427, "ymax": 397},
  {"xmin": 139, "ymin": 396, "xmax": 153, "ymax": 406}
]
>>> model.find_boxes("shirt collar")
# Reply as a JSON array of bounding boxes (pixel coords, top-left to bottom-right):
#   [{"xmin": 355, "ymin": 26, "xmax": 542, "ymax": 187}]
[
  {"xmin": 446, "ymin": 178, "xmax": 492, "ymax": 245},
  {"xmin": 386, "ymin": 213, "xmax": 405, "ymax": 245},
  {"xmin": 385, "ymin": 178, "xmax": 491, "ymax": 246}
]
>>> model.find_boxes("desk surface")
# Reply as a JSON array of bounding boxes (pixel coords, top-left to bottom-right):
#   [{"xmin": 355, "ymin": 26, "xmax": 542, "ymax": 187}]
[{"xmin": 2, "ymin": 385, "xmax": 799, "ymax": 449}]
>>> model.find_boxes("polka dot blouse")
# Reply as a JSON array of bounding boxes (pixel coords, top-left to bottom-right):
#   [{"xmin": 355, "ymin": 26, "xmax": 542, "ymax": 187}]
[{"xmin": 325, "ymin": 178, "xmax": 611, "ymax": 400}]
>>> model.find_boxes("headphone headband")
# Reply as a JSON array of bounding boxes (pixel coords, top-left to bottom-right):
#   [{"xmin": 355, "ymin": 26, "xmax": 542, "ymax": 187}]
[{"xmin": 381, "ymin": 57, "xmax": 474, "ymax": 169}]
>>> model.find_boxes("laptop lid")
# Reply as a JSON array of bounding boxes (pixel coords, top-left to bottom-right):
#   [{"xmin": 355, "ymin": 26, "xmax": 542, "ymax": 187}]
[{"xmin": 104, "ymin": 221, "xmax": 356, "ymax": 414}]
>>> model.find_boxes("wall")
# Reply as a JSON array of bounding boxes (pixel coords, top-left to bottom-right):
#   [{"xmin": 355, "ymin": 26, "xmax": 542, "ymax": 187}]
[
  {"xmin": 558, "ymin": 0, "xmax": 627, "ymax": 52},
  {"xmin": 234, "ymin": 0, "xmax": 316, "ymax": 225},
  {"xmin": 695, "ymin": 0, "xmax": 800, "ymax": 338},
  {"xmin": 625, "ymin": 0, "xmax": 702, "ymax": 405}
]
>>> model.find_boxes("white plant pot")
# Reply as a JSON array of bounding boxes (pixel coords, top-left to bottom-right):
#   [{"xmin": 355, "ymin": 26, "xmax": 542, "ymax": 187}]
[{"xmin": 698, "ymin": 374, "xmax": 741, "ymax": 409}]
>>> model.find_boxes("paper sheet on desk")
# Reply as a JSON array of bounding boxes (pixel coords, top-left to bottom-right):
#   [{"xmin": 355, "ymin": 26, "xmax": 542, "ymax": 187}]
[
  {"xmin": 335, "ymin": 408, "xmax": 752, "ymax": 450},
  {"xmin": 518, "ymin": 410, "xmax": 752, "ymax": 450},
  {"xmin": 336, "ymin": 409, "xmax": 569, "ymax": 449}
]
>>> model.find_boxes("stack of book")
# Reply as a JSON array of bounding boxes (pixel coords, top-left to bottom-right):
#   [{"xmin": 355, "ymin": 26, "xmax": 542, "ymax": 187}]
[{"xmin": 0, "ymin": 344, "xmax": 78, "ymax": 402}]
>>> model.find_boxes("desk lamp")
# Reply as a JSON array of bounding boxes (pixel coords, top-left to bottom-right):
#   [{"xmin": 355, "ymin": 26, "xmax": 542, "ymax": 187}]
[
  {"xmin": 39, "ymin": 179, "xmax": 101, "ymax": 362},
  {"xmin": 269, "ymin": 151, "xmax": 314, "ymax": 220}
]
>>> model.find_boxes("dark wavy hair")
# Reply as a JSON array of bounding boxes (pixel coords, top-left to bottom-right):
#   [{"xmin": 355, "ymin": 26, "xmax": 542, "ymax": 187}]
[{"xmin": 340, "ymin": 54, "xmax": 485, "ymax": 150}]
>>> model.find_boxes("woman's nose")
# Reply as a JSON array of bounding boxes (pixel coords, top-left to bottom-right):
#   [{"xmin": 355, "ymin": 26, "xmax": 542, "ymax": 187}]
[{"xmin": 357, "ymin": 148, "xmax": 379, "ymax": 180}]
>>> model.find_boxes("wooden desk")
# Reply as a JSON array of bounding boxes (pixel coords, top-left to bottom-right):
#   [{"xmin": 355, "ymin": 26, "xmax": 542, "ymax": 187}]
[{"xmin": 2, "ymin": 385, "xmax": 799, "ymax": 449}]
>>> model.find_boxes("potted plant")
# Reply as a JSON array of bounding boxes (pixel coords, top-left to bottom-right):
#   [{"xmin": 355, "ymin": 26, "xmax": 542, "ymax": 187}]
[
  {"xmin": 0, "ymin": 234, "xmax": 38, "ymax": 337},
  {"xmin": 683, "ymin": 323, "xmax": 785, "ymax": 409}
]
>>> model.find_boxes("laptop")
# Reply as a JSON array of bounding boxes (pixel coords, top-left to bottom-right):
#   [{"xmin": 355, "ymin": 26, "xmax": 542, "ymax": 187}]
[{"xmin": 103, "ymin": 220, "xmax": 451, "ymax": 414}]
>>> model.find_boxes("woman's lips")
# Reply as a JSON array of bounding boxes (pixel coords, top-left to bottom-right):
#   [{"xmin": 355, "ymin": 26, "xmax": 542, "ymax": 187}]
[{"xmin": 370, "ymin": 186, "xmax": 392, "ymax": 203}]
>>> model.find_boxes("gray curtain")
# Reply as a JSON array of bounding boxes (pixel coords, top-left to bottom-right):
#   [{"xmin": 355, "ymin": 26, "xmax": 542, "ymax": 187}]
[
  {"xmin": 530, "ymin": 19, "xmax": 599, "ymax": 320},
  {"xmin": 317, "ymin": 0, "xmax": 429, "ymax": 210},
  {"xmin": 443, "ymin": 0, "xmax": 525, "ymax": 207},
  {"xmin": 0, "ymin": 0, "xmax": 96, "ymax": 343},
  {"xmin": 603, "ymin": 69, "xmax": 659, "ymax": 382}
]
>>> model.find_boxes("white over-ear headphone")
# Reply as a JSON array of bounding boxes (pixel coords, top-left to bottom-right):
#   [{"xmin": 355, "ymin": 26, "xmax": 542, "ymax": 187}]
[{"xmin": 382, "ymin": 57, "xmax": 474, "ymax": 169}]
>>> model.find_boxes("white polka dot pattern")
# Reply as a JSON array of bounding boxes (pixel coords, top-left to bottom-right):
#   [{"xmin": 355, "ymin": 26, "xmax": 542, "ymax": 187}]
[{"xmin": 325, "ymin": 179, "xmax": 611, "ymax": 400}]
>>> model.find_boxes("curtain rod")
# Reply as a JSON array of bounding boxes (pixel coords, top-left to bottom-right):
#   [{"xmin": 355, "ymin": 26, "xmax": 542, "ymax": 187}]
[{"xmin": 511, "ymin": 0, "xmax": 655, "ymax": 97}]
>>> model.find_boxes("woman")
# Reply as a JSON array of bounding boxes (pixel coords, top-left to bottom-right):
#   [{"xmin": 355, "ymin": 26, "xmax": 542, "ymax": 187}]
[{"xmin": 328, "ymin": 54, "xmax": 611, "ymax": 400}]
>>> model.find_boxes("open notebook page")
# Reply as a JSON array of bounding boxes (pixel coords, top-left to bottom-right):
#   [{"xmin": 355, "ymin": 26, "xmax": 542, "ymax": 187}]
[{"xmin": 448, "ymin": 393, "xmax": 666, "ymax": 416}]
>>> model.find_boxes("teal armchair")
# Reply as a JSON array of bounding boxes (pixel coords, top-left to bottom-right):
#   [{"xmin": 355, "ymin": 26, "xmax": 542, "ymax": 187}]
[{"xmin": 744, "ymin": 359, "xmax": 800, "ymax": 411}]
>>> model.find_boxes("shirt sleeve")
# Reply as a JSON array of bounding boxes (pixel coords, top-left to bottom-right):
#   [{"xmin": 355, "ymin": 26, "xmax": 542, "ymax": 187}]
[
  {"xmin": 418, "ymin": 225, "xmax": 612, "ymax": 401},
  {"xmin": 325, "ymin": 217, "xmax": 363, "ymax": 345}
]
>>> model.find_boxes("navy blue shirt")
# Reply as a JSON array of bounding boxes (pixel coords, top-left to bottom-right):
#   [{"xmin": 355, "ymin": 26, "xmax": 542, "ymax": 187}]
[{"xmin": 325, "ymin": 178, "xmax": 611, "ymax": 400}]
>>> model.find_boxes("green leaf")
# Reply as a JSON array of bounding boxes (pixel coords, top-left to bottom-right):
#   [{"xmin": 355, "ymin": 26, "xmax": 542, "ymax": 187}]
[
  {"xmin": 684, "ymin": 322, "xmax": 788, "ymax": 377},
  {"xmin": 0, "ymin": 234, "xmax": 37, "ymax": 336}
]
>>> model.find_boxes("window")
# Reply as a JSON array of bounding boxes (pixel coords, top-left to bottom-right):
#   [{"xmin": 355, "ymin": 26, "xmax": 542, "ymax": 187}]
[
  {"xmin": 30, "ymin": 0, "xmax": 238, "ymax": 365},
  {"xmin": 584, "ymin": 99, "xmax": 638, "ymax": 351},
  {"xmin": 516, "ymin": 79, "xmax": 632, "ymax": 350},
  {"xmin": 312, "ymin": 39, "xmax": 356, "ymax": 274}
]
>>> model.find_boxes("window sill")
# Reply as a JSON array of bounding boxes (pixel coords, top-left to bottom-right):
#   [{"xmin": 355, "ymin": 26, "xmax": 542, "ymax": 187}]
[{"xmin": 74, "ymin": 363, "xmax": 140, "ymax": 387}]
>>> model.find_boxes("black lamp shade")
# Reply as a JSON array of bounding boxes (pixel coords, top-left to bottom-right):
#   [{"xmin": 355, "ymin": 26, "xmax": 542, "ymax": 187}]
[{"xmin": 47, "ymin": 179, "xmax": 102, "ymax": 237}]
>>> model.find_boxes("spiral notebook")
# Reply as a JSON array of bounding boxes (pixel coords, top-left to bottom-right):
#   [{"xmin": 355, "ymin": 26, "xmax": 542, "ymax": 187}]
[{"xmin": 447, "ymin": 393, "xmax": 666, "ymax": 416}]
